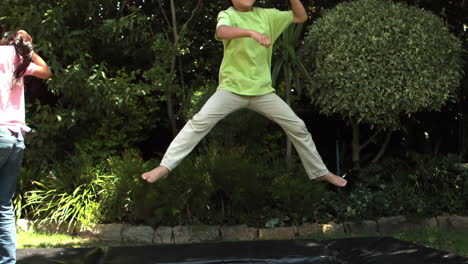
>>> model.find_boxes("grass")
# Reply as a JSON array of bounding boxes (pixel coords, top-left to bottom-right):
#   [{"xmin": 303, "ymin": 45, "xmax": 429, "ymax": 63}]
[
  {"xmin": 392, "ymin": 228, "xmax": 468, "ymax": 257},
  {"xmin": 17, "ymin": 228, "xmax": 468, "ymax": 257},
  {"xmin": 17, "ymin": 231, "xmax": 149, "ymax": 249},
  {"xmin": 17, "ymin": 231, "xmax": 98, "ymax": 249},
  {"xmin": 309, "ymin": 228, "xmax": 468, "ymax": 257}
]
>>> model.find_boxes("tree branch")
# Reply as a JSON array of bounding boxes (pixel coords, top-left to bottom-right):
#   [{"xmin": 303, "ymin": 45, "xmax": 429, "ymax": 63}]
[
  {"xmin": 371, "ymin": 130, "xmax": 393, "ymax": 163},
  {"xmin": 360, "ymin": 128, "xmax": 382, "ymax": 151},
  {"xmin": 184, "ymin": 0, "xmax": 203, "ymax": 33},
  {"xmin": 157, "ymin": 0, "xmax": 172, "ymax": 31}
]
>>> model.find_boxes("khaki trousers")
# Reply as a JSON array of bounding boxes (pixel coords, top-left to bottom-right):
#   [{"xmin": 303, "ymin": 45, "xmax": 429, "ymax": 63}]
[{"xmin": 160, "ymin": 89, "xmax": 329, "ymax": 179}]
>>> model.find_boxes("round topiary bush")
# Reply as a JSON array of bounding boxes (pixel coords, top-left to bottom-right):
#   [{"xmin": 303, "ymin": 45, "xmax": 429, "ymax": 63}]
[{"xmin": 302, "ymin": 0, "xmax": 464, "ymax": 128}]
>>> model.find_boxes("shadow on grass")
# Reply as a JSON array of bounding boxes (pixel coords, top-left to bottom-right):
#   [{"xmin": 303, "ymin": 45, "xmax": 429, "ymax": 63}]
[{"xmin": 17, "ymin": 247, "xmax": 107, "ymax": 264}]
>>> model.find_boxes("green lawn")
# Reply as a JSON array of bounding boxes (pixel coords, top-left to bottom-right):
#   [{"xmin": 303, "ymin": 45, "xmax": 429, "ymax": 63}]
[
  {"xmin": 310, "ymin": 228, "xmax": 468, "ymax": 257},
  {"xmin": 392, "ymin": 228, "xmax": 468, "ymax": 257},
  {"xmin": 17, "ymin": 231, "xmax": 145, "ymax": 249},
  {"xmin": 17, "ymin": 231, "xmax": 98, "ymax": 249},
  {"xmin": 17, "ymin": 228, "xmax": 468, "ymax": 257}
]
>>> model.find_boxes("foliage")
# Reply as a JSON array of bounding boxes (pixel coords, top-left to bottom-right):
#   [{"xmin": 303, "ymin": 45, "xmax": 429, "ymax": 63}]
[
  {"xmin": 99, "ymin": 150, "xmax": 155, "ymax": 223},
  {"xmin": 1, "ymin": 0, "xmax": 165, "ymax": 172},
  {"xmin": 327, "ymin": 153, "xmax": 468, "ymax": 221},
  {"xmin": 25, "ymin": 156, "xmax": 109, "ymax": 227},
  {"xmin": 206, "ymin": 144, "xmax": 271, "ymax": 222},
  {"xmin": 14, "ymin": 168, "xmax": 37, "ymax": 220},
  {"xmin": 126, "ymin": 155, "xmax": 213, "ymax": 226},
  {"xmin": 272, "ymin": 23, "xmax": 312, "ymax": 98},
  {"xmin": 272, "ymin": 23, "xmax": 313, "ymax": 163},
  {"xmin": 206, "ymin": 110, "xmax": 285, "ymax": 162},
  {"xmin": 270, "ymin": 163, "xmax": 328, "ymax": 224},
  {"xmin": 302, "ymin": 0, "xmax": 464, "ymax": 129},
  {"xmin": 71, "ymin": 69, "xmax": 160, "ymax": 160}
]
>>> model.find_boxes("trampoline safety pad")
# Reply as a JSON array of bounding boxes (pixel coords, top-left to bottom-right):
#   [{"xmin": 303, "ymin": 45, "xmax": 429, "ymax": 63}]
[{"xmin": 17, "ymin": 237, "xmax": 468, "ymax": 264}]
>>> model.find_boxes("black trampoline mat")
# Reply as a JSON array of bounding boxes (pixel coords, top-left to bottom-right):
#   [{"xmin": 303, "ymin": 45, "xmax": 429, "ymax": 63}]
[{"xmin": 17, "ymin": 237, "xmax": 468, "ymax": 264}]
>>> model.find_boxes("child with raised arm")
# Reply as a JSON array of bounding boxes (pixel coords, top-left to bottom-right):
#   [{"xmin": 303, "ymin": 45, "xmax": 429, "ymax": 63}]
[
  {"xmin": 142, "ymin": 0, "xmax": 347, "ymax": 188},
  {"xmin": 0, "ymin": 29, "xmax": 51, "ymax": 264}
]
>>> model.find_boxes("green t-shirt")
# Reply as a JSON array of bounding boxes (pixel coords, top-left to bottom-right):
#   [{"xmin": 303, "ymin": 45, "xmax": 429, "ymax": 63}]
[{"xmin": 216, "ymin": 7, "xmax": 294, "ymax": 96}]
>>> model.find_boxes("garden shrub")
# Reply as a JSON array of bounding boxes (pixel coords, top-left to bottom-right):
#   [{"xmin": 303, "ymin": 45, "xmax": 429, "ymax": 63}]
[
  {"xmin": 128, "ymin": 154, "xmax": 214, "ymax": 226},
  {"xmin": 24, "ymin": 61, "xmax": 162, "ymax": 178},
  {"xmin": 204, "ymin": 143, "xmax": 271, "ymax": 224},
  {"xmin": 73, "ymin": 69, "xmax": 160, "ymax": 160},
  {"xmin": 270, "ymin": 162, "xmax": 328, "ymax": 224},
  {"xmin": 25, "ymin": 155, "xmax": 109, "ymax": 227},
  {"xmin": 328, "ymin": 153, "xmax": 468, "ymax": 221},
  {"xmin": 99, "ymin": 149, "xmax": 155, "ymax": 224},
  {"xmin": 206, "ymin": 109, "xmax": 285, "ymax": 163},
  {"xmin": 57, "ymin": 149, "xmax": 213, "ymax": 226},
  {"xmin": 302, "ymin": 0, "xmax": 464, "ymax": 129}
]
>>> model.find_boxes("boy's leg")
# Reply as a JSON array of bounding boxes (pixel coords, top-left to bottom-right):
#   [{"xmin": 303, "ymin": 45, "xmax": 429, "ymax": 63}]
[
  {"xmin": 0, "ymin": 129, "xmax": 25, "ymax": 264},
  {"xmin": 142, "ymin": 90, "xmax": 248, "ymax": 183},
  {"xmin": 248, "ymin": 93, "xmax": 346, "ymax": 186}
]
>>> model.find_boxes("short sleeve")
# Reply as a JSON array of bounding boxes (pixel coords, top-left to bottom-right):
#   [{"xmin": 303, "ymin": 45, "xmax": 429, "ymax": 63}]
[
  {"xmin": 23, "ymin": 62, "xmax": 40, "ymax": 76},
  {"xmin": 215, "ymin": 11, "xmax": 232, "ymax": 41},
  {"xmin": 267, "ymin": 9, "xmax": 294, "ymax": 42},
  {"xmin": 216, "ymin": 11, "xmax": 232, "ymax": 28}
]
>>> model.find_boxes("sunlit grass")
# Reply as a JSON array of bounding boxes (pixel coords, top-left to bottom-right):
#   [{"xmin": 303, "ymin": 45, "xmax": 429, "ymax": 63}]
[
  {"xmin": 17, "ymin": 231, "xmax": 151, "ymax": 249},
  {"xmin": 17, "ymin": 231, "xmax": 98, "ymax": 249}
]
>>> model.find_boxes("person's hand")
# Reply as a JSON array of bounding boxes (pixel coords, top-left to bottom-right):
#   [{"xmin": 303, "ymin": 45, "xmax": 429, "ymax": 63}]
[
  {"xmin": 17, "ymin": 30, "xmax": 32, "ymax": 43},
  {"xmin": 249, "ymin": 31, "xmax": 271, "ymax": 48}
]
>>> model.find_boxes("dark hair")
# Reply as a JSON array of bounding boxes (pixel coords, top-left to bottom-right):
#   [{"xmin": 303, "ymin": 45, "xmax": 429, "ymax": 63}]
[
  {"xmin": 0, "ymin": 24, "xmax": 5, "ymax": 44},
  {"xmin": 4, "ymin": 31, "xmax": 33, "ymax": 79}
]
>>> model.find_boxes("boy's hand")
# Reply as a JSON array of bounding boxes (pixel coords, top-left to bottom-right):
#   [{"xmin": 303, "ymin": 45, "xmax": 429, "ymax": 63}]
[{"xmin": 249, "ymin": 31, "xmax": 271, "ymax": 48}]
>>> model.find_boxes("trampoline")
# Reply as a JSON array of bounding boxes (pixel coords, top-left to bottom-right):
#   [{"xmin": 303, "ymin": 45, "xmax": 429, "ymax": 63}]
[{"xmin": 17, "ymin": 238, "xmax": 468, "ymax": 264}]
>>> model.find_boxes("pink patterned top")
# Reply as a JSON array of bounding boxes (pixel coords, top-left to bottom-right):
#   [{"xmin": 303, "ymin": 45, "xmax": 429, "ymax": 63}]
[{"xmin": 0, "ymin": 46, "xmax": 39, "ymax": 133}]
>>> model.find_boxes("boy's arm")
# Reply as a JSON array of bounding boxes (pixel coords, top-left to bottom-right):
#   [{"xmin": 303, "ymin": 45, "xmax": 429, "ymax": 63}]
[
  {"xmin": 216, "ymin": 25, "xmax": 272, "ymax": 48},
  {"xmin": 290, "ymin": 0, "xmax": 308, "ymax": 23}
]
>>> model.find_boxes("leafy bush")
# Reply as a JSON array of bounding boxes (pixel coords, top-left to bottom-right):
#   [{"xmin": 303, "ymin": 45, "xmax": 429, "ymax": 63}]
[
  {"xmin": 73, "ymin": 69, "xmax": 160, "ymax": 160},
  {"xmin": 128, "ymin": 156, "xmax": 213, "ymax": 226},
  {"xmin": 205, "ymin": 144, "xmax": 271, "ymax": 223},
  {"xmin": 25, "ymin": 156, "xmax": 109, "ymax": 227},
  {"xmin": 270, "ymin": 162, "xmax": 328, "ymax": 224},
  {"xmin": 302, "ymin": 0, "xmax": 464, "ymax": 128},
  {"xmin": 26, "ymin": 65, "xmax": 161, "ymax": 168},
  {"xmin": 99, "ymin": 150, "xmax": 155, "ymax": 224},
  {"xmin": 386, "ymin": 153, "xmax": 467, "ymax": 215},
  {"xmin": 328, "ymin": 153, "xmax": 468, "ymax": 221},
  {"xmin": 18, "ymin": 145, "xmax": 468, "ymax": 227}
]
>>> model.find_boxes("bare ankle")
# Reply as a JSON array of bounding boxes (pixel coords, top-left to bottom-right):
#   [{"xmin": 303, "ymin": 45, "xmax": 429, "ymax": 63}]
[{"xmin": 158, "ymin": 165, "xmax": 170, "ymax": 176}]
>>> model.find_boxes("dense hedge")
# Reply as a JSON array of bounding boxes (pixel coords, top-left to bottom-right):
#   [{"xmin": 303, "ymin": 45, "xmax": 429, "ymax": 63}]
[
  {"xmin": 16, "ymin": 149, "xmax": 468, "ymax": 228},
  {"xmin": 303, "ymin": 0, "xmax": 464, "ymax": 128}
]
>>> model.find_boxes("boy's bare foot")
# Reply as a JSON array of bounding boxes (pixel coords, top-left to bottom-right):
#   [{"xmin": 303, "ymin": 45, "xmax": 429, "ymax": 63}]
[
  {"xmin": 142, "ymin": 165, "xmax": 170, "ymax": 183},
  {"xmin": 316, "ymin": 172, "xmax": 347, "ymax": 187}
]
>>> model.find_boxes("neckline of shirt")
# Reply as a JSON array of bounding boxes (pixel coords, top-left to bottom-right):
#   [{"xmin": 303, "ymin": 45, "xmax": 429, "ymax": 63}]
[{"xmin": 230, "ymin": 6, "xmax": 257, "ymax": 15}]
